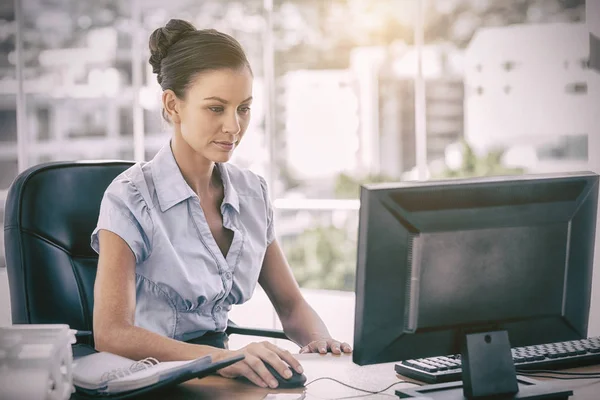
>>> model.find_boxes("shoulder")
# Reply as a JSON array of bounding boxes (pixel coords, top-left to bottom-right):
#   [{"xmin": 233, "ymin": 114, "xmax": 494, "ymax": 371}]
[
  {"xmin": 93, "ymin": 162, "xmax": 154, "ymax": 261},
  {"xmin": 221, "ymin": 163, "xmax": 268, "ymax": 199},
  {"xmin": 103, "ymin": 162, "xmax": 153, "ymax": 212}
]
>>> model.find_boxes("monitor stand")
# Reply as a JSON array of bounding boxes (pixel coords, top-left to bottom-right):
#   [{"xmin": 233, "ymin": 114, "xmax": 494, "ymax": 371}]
[{"xmin": 395, "ymin": 330, "xmax": 573, "ymax": 400}]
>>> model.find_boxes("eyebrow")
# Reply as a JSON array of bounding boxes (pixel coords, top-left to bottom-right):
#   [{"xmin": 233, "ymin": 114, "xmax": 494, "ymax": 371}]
[{"xmin": 203, "ymin": 96, "xmax": 253, "ymax": 104}]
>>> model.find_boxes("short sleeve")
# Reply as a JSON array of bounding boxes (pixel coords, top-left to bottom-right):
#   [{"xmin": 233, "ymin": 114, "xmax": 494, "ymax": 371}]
[
  {"xmin": 90, "ymin": 175, "xmax": 153, "ymax": 263},
  {"xmin": 258, "ymin": 175, "xmax": 276, "ymax": 246}
]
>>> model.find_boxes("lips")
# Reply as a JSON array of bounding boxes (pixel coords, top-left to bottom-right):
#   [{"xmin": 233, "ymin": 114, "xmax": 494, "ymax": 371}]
[{"xmin": 213, "ymin": 141, "xmax": 235, "ymax": 151}]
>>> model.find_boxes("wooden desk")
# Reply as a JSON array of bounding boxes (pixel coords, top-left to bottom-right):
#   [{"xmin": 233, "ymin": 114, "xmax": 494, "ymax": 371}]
[{"xmin": 162, "ymin": 353, "xmax": 600, "ymax": 400}]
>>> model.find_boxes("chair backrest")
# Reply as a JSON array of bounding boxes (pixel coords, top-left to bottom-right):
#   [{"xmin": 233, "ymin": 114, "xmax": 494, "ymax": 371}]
[{"xmin": 4, "ymin": 161, "xmax": 134, "ymax": 334}]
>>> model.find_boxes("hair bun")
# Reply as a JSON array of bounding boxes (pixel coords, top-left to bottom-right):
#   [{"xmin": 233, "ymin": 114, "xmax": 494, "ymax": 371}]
[{"xmin": 149, "ymin": 19, "xmax": 196, "ymax": 77}]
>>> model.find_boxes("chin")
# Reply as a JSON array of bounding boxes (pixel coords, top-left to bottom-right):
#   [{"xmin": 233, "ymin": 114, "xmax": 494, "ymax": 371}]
[{"xmin": 209, "ymin": 151, "xmax": 234, "ymax": 163}]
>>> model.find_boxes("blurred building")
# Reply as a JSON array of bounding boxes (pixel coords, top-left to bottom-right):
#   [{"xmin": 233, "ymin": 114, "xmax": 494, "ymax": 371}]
[
  {"xmin": 377, "ymin": 44, "xmax": 465, "ymax": 178},
  {"xmin": 0, "ymin": 5, "xmax": 16, "ymax": 192},
  {"xmin": 0, "ymin": 3, "xmax": 16, "ymax": 269},
  {"xmin": 0, "ymin": 27, "xmax": 139, "ymax": 165},
  {"xmin": 277, "ymin": 43, "xmax": 465, "ymax": 185},
  {"xmin": 465, "ymin": 22, "xmax": 591, "ymax": 173},
  {"xmin": 349, "ymin": 47, "xmax": 387, "ymax": 176},
  {"xmin": 280, "ymin": 69, "xmax": 360, "ymax": 182},
  {"xmin": 0, "ymin": 24, "xmax": 268, "ymax": 164}
]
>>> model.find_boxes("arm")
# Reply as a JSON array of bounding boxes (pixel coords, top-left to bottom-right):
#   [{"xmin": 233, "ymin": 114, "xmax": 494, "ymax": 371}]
[
  {"xmin": 93, "ymin": 229, "xmax": 220, "ymax": 361},
  {"xmin": 258, "ymin": 239, "xmax": 352, "ymax": 354},
  {"xmin": 94, "ymin": 229, "xmax": 302, "ymax": 388}
]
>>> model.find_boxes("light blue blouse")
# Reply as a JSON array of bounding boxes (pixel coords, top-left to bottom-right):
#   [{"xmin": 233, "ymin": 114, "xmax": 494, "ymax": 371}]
[{"xmin": 91, "ymin": 142, "xmax": 275, "ymax": 341}]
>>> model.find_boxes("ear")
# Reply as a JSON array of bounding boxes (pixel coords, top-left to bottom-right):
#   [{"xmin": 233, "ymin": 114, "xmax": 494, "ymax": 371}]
[{"xmin": 162, "ymin": 90, "xmax": 181, "ymax": 124}]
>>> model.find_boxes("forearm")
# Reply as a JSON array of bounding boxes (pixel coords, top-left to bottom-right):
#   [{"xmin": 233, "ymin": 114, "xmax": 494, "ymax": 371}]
[
  {"xmin": 280, "ymin": 299, "xmax": 331, "ymax": 347},
  {"xmin": 94, "ymin": 324, "xmax": 222, "ymax": 362}
]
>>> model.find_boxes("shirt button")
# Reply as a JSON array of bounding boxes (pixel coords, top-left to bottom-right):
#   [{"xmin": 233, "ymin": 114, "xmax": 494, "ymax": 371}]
[{"xmin": 225, "ymin": 272, "xmax": 232, "ymax": 280}]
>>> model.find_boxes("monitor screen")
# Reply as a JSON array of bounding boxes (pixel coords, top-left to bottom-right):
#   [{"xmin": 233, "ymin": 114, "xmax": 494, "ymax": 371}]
[{"xmin": 353, "ymin": 172, "xmax": 599, "ymax": 366}]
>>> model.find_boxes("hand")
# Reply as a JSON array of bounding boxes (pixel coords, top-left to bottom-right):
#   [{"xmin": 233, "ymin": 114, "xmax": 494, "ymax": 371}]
[
  {"xmin": 299, "ymin": 338, "xmax": 352, "ymax": 355},
  {"xmin": 214, "ymin": 341, "xmax": 304, "ymax": 389}
]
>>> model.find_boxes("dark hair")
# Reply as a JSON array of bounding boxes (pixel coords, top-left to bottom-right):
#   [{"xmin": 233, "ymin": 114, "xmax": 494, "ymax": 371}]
[{"xmin": 148, "ymin": 19, "xmax": 251, "ymax": 121}]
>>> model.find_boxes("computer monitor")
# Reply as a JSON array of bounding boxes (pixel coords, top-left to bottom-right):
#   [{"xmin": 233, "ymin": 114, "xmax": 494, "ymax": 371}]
[{"xmin": 353, "ymin": 172, "xmax": 599, "ymax": 369}]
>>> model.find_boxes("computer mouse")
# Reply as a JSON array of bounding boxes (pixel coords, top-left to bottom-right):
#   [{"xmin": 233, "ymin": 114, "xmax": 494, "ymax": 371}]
[
  {"xmin": 264, "ymin": 363, "xmax": 307, "ymax": 388},
  {"xmin": 238, "ymin": 363, "xmax": 307, "ymax": 388}
]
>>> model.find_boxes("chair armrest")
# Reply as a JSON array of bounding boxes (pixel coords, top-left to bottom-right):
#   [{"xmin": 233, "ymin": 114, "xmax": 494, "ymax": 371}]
[{"xmin": 226, "ymin": 320, "xmax": 289, "ymax": 340}]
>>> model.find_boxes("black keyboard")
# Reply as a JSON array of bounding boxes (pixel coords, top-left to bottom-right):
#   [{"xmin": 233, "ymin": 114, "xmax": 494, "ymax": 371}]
[{"xmin": 395, "ymin": 336, "xmax": 600, "ymax": 384}]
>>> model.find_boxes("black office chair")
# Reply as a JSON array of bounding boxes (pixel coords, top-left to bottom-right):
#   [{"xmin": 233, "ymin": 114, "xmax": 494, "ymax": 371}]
[{"xmin": 3, "ymin": 161, "xmax": 287, "ymax": 348}]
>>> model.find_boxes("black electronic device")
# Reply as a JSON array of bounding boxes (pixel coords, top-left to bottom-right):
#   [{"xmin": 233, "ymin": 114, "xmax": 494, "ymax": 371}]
[{"xmin": 352, "ymin": 172, "xmax": 599, "ymax": 400}]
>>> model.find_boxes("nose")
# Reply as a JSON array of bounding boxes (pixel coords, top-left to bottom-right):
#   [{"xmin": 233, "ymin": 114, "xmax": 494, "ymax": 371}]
[{"xmin": 222, "ymin": 110, "xmax": 241, "ymax": 135}]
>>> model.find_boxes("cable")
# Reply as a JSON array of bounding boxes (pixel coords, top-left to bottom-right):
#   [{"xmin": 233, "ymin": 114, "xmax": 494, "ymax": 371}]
[
  {"xmin": 320, "ymin": 392, "xmax": 397, "ymax": 400},
  {"xmin": 302, "ymin": 371, "xmax": 600, "ymax": 399},
  {"xmin": 328, "ymin": 392, "xmax": 397, "ymax": 400},
  {"xmin": 300, "ymin": 372, "xmax": 600, "ymax": 400},
  {"xmin": 304, "ymin": 376, "xmax": 420, "ymax": 399}
]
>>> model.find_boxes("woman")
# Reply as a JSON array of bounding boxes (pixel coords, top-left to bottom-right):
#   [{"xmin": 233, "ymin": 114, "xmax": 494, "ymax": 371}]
[{"xmin": 91, "ymin": 19, "xmax": 351, "ymax": 389}]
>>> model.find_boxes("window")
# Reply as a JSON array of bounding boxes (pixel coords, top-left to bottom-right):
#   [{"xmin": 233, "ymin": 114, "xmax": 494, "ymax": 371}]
[
  {"xmin": 502, "ymin": 60, "xmax": 516, "ymax": 71},
  {"xmin": 565, "ymin": 82, "xmax": 588, "ymax": 94},
  {"xmin": 0, "ymin": 3, "xmax": 15, "ymax": 274},
  {"xmin": 0, "ymin": 158, "xmax": 17, "ymax": 191},
  {"xmin": 22, "ymin": 0, "xmax": 133, "ymax": 164},
  {"xmin": 455, "ymin": 0, "xmax": 587, "ymax": 179},
  {"xmin": 0, "ymin": 110, "xmax": 17, "ymax": 142},
  {"xmin": 35, "ymin": 107, "xmax": 51, "ymax": 141},
  {"xmin": 6, "ymin": 0, "xmax": 591, "ymax": 340},
  {"xmin": 272, "ymin": 0, "xmax": 417, "ymax": 201},
  {"xmin": 119, "ymin": 107, "xmax": 133, "ymax": 137},
  {"xmin": 537, "ymin": 134, "xmax": 588, "ymax": 162}
]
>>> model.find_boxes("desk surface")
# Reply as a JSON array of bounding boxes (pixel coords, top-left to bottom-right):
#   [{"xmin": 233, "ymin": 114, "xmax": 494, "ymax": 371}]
[{"xmin": 163, "ymin": 353, "xmax": 600, "ymax": 400}]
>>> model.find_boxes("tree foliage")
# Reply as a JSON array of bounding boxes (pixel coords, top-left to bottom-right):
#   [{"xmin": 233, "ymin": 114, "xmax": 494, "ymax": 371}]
[
  {"xmin": 285, "ymin": 224, "xmax": 357, "ymax": 292},
  {"xmin": 435, "ymin": 141, "xmax": 524, "ymax": 179},
  {"xmin": 334, "ymin": 172, "xmax": 396, "ymax": 199}
]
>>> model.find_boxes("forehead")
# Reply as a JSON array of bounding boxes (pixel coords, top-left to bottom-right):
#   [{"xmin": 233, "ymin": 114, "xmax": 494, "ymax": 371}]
[{"xmin": 186, "ymin": 67, "xmax": 253, "ymax": 101}]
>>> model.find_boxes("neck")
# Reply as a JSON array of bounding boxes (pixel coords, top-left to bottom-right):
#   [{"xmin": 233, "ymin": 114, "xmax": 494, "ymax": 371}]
[{"xmin": 170, "ymin": 132, "xmax": 218, "ymax": 196}]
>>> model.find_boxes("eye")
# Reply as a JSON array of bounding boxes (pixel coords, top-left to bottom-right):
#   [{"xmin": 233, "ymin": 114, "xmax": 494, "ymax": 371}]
[
  {"xmin": 209, "ymin": 106, "xmax": 224, "ymax": 113},
  {"xmin": 238, "ymin": 106, "xmax": 251, "ymax": 114}
]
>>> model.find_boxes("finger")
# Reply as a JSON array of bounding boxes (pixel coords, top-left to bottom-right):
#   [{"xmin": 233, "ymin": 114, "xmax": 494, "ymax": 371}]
[
  {"xmin": 328, "ymin": 340, "xmax": 342, "ymax": 355},
  {"xmin": 299, "ymin": 346, "xmax": 309, "ymax": 354},
  {"xmin": 306, "ymin": 340, "xmax": 327, "ymax": 354},
  {"xmin": 238, "ymin": 363, "xmax": 268, "ymax": 388},
  {"xmin": 266, "ymin": 343, "xmax": 304, "ymax": 374},
  {"xmin": 262, "ymin": 351, "xmax": 294, "ymax": 380},
  {"xmin": 306, "ymin": 341, "xmax": 319, "ymax": 353},
  {"xmin": 341, "ymin": 342, "xmax": 353, "ymax": 353},
  {"xmin": 247, "ymin": 355, "xmax": 279, "ymax": 388},
  {"xmin": 316, "ymin": 340, "xmax": 328, "ymax": 354},
  {"xmin": 260, "ymin": 344, "xmax": 293, "ymax": 378}
]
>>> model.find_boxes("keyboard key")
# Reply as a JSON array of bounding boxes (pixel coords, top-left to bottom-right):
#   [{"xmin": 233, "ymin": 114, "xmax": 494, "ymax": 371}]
[
  {"xmin": 411, "ymin": 361, "xmax": 438, "ymax": 372},
  {"xmin": 589, "ymin": 348, "xmax": 600, "ymax": 353}
]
